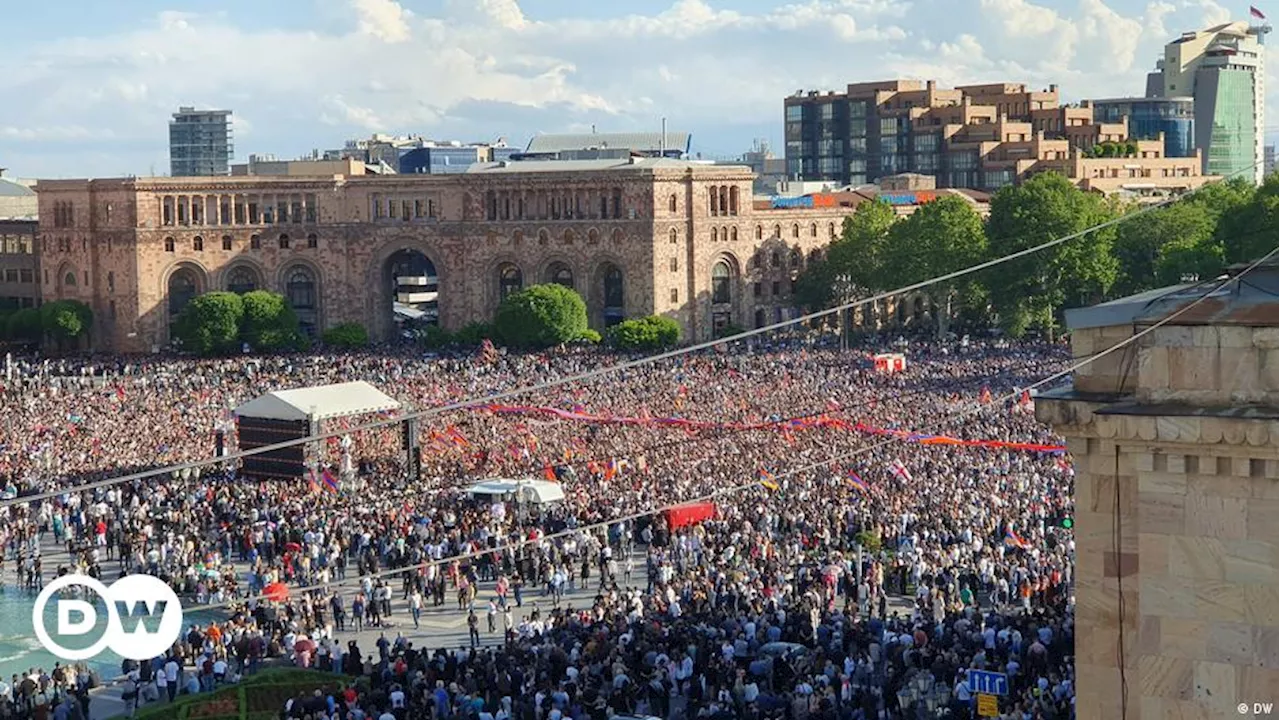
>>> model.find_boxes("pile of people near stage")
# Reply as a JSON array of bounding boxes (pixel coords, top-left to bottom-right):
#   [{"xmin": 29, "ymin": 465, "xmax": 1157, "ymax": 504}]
[{"xmin": 0, "ymin": 335, "xmax": 1076, "ymax": 719}]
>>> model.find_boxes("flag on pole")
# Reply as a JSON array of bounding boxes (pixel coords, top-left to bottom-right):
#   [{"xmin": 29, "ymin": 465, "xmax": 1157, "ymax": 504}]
[
  {"xmin": 847, "ymin": 471, "xmax": 869, "ymax": 493},
  {"xmin": 321, "ymin": 469, "xmax": 340, "ymax": 494},
  {"xmin": 890, "ymin": 460, "xmax": 913, "ymax": 483},
  {"xmin": 757, "ymin": 469, "xmax": 779, "ymax": 491},
  {"xmin": 1004, "ymin": 527, "xmax": 1030, "ymax": 549},
  {"xmin": 307, "ymin": 469, "xmax": 321, "ymax": 494},
  {"xmin": 1250, "ymin": 5, "xmax": 1266, "ymax": 19},
  {"xmin": 543, "ymin": 464, "xmax": 558, "ymax": 483}
]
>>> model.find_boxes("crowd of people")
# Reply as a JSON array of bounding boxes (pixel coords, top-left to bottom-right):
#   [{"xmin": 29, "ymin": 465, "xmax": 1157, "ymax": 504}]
[{"xmin": 0, "ymin": 331, "xmax": 1076, "ymax": 719}]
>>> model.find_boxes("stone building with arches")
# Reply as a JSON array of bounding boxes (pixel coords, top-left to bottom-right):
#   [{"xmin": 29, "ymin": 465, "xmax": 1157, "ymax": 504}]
[{"xmin": 35, "ymin": 158, "xmax": 855, "ymax": 353}]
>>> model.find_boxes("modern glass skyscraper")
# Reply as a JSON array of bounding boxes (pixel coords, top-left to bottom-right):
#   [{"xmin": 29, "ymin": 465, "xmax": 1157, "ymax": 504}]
[
  {"xmin": 169, "ymin": 107, "xmax": 234, "ymax": 177},
  {"xmin": 1146, "ymin": 21, "xmax": 1269, "ymax": 183}
]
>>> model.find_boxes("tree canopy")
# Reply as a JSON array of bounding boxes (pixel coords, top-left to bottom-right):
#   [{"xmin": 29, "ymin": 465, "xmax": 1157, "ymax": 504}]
[
  {"xmin": 495, "ymin": 284, "xmax": 590, "ymax": 348},
  {"xmin": 880, "ymin": 196, "xmax": 987, "ymax": 337},
  {"xmin": 609, "ymin": 315, "xmax": 681, "ymax": 350},
  {"xmin": 175, "ymin": 292, "xmax": 245, "ymax": 355}
]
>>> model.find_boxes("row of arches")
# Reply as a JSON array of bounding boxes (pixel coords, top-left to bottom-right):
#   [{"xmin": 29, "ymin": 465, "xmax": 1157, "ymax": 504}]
[
  {"xmin": 493, "ymin": 260, "xmax": 626, "ymax": 324},
  {"xmin": 166, "ymin": 261, "xmax": 321, "ymax": 337},
  {"xmin": 708, "ymin": 185, "xmax": 740, "ymax": 216},
  {"xmin": 163, "ymin": 232, "xmax": 320, "ymax": 253}
]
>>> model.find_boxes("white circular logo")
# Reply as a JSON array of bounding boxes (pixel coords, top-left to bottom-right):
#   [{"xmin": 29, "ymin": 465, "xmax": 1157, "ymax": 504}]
[{"xmin": 32, "ymin": 574, "xmax": 184, "ymax": 661}]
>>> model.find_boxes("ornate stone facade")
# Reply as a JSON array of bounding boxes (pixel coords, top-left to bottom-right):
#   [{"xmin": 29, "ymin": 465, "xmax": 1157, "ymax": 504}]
[
  {"xmin": 1036, "ymin": 265, "xmax": 1278, "ymax": 720},
  {"xmin": 35, "ymin": 159, "xmax": 853, "ymax": 352}
]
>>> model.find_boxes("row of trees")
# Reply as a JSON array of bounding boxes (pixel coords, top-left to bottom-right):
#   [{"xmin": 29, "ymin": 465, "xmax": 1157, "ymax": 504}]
[
  {"xmin": 798, "ymin": 172, "xmax": 1278, "ymax": 338},
  {"xmin": 175, "ymin": 291, "xmax": 308, "ymax": 355},
  {"xmin": 0, "ymin": 300, "xmax": 93, "ymax": 345}
]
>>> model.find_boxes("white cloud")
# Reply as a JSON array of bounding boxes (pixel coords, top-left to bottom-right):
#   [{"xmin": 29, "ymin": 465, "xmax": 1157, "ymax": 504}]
[{"xmin": 0, "ymin": 0, "xmax": 1274, "ymax": 178}]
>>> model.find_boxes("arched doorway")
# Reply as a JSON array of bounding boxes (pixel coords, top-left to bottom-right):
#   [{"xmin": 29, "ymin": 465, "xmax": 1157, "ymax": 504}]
[
  {"xmin": 166, "ymin": 264, "xmax": 205, "ymax": 342},
  {"xmin": 225, "ymin": 265, "xmax": 260, "ymax": 294},
  {"xmin": 601, "ymin": 263, "xmax": 625, "ymax": 327},
  {"xmin": 545, "ymin": 262, "xmax": 574, "ymax": 289},
  {"xmin": 283, "ymin": 265, "xmax": 319, "ymax": 338},
  {"xmin": 384, "ymin": 249, "xmax": 438, "ymax": 338},
  {"xmin": 710, "ymin": 259, "xmax": 735, "ymax": 335}
]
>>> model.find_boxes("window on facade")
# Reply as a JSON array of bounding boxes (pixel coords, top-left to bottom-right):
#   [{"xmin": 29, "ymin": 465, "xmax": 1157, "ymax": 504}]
[
  {"xmin": 193, "ymin": 236, "xmax": 204, "ymax": 252},
  {"xmin": 670, "ymin": 289, "xmax": 678, "ymax": 303},
  {"xmin": 670, "ymin": 229, "xmax": 678, "ymax": 244},
  {"xmin": 286, "ymin": 269, "xmax": 316, "ymax": 309},
  {"xmin": 164, "ymin": 237, "xmax": 175, "ymax": 252},
  {"xmin": 250, "ymin": 234, "xmax": 261, "ymax": 249},
  {"xmin": 222, "ymin": 235, "xmax": 233, "ymax": 251},
  {"xmin": 711, "ymin": 261, "xmax": 732, "ymax": 305},
  {"xmin": 771, "ymin": 251, "xmax": 781, "ymax": 268},
  {"xmin": 791, "ymin": 224, "xmax": 799, "ymax": 238},
  {"xmin": 307, "ymin": 233, "xmax": 318, "ymax": 249},
  {"xmin": 227, "ymin": 267, "xmax": 257, "ymax": 294},
  {"xmin": 548, "ymin": 263, "xmax": 574, "ymax": 289},
  {"xmin": 712, "ymin": 228, "xmax": 718, "ymax": 242},
  {"xmin": 753, "ymin": 281, "xmax": 762, "ymax": 297},
  {"xmin": 603, "ymin": 265, "xmax": 625, "ymax": 310},
  {"xmin": 669, "ymin": 194, "xmax": 677, "ymax": 212},
  {"xmin": 499, "ymin": 264, "xmax": 523, "ymax": 299},
  {"xmin": 669, "ymin": 257, "xmax": 678, "ymax": 272},
  {"xmin": 730, "ymin": 227, "xmax": 738, "ymax": 242},
  {"xmin": 791, "ymin": 250, "xmax": 802, "ymax": 269},
  {"xmin": 772, "ymin": 281, "xmax": 781, "ymax": 296},
  {"xmin": 278, "ymin": 234, "xmax": 290, "ymax": 250}
]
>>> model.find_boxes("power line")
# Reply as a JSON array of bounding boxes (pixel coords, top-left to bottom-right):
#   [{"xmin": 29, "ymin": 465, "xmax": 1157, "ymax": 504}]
[
  {"xmin": 2, "ymin": 160, "xmax": 1262, "ymax": 510},
  {"xmin": 184, "ymin": 246, "xmax": 1276, "ymax": 613}
]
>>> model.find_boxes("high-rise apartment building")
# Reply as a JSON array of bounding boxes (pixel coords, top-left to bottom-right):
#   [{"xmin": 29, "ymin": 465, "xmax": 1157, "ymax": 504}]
[
  {"xmin": 1091, "ymin": 97, "xmax": 1196, "ymax": 159},
  {"xmin": 169, "ymin": 107, "xmax": 234, "ymax": 177},
  {"xmin": 1146, "ymin": 21, "xmax": 1270, "ymax": 183},
  {"xmin": 782, "ymin": 81, "xmax": 1210, "ymax": 198}
]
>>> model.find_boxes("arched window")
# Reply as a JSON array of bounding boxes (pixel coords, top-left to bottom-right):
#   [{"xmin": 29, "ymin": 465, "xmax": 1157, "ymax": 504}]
[
  {"xmin": 729, "ymin": 186, "xmax": 739, "ymax": 215},
  {"xmin": 773, "ymin": 225, "xmax": 781, "ymax": 238},
  {"xmin": 669, "ymin": 229, "xmax": 678, "ymax": 244},
  {"xmin": 499, "ymin": 264, "xmax": 523, "ymax": 299},
  {"xmin": 563, "ymin": 229, "xmax": 575, "ymax": 244},
  {"xmin": 755, "ymin": 225, "xmax": 763, "ymax": 240},
  {"xmin": 286, "ymin": 268, "xmax": 316, "ymax": 309},
  {"xmin": 221, "ymin": 235, "xmax": 233, "ymax": 251},
  {"xmin": 712, "ymin": 227, "xmax": 719, "ymax": 242},
  {"xmin": 790, "ymin": 249, "xmax": 802, "ymax": 269},
  {"xmin": 167, "ymin": 269, "xmax": 197, "ymax": 317},
  {"xmin": 669, "ymin": 194, "xmax": 677, "ymax": 213},
  {"xmin": 547, "ymin": 263, "xmax": 574, "ymax": 289},
  {"xmin": 711, "ymin": 261, "xmax": 732, "ymax": 305},
  {"xmin": 227, "ymin": 266, "xmax": 258, "ymax": 294},
  {"xmin": 709, "ymin": 187, "xmax": 719, "ymax": 216},
  {"xmin": 828, "ymin": 222, "xmax": 836, "ymax": 237},
  {"xmin": 192, "ymin": 235, "xmax": 204, "ymax": 251},
  {"xmin": 771, "ymin": 251, "xmax": 781, "ymax": 268},
  {"xmin": 538, "ymin": 229, "xmax": 549, "ymax": 245},
  {"xmin": 164, "ymin": 237, "xmax": 175, "ymax": 252},
  {"xmin": 730, "ymin": 227, "xmax": 738, "ymax": 242},
  {"xmin": 602, "ymin": 264, "xmax": 625, "ymax": 325},
  {"xmin": 587, "ymin": 228, "xmax": 599, "ymax": 244},
  {"xmin": 63, "ymin": 272, "xmax": 76, "ymax": 288},
  {"xmin": 612, "ymin": 228, "xmax": 624, "ymax": 243},
  {"xmin": 279, "ymin": 233, "xmax": 290, "ymax": 250},
  {"xmin": 250, "ymin": 234, "xmax": 261, "ymax": 249},
  {"xmin": 306, "ymin": 233, "xmax": 318, "ymax": 249},
  {"xmin": 792, "ymin": 224, "xmax": 800, "ymax": 238},
  {"xmin": 810, "ymin": 223, "xmax": 818, "ymax": 237}
]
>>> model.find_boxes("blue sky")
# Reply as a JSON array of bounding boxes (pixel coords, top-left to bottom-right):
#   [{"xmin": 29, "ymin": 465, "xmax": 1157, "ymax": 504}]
[{"xmin": 1, "ymin": 0, "xmax": 1275, "ymax": 177}]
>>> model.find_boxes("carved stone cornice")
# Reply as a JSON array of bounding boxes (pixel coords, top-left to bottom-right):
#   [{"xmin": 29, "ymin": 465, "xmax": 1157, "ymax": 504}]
[{"xmin": 1037, "ymin": 396, "xmax": 1278, "ymax": 448}]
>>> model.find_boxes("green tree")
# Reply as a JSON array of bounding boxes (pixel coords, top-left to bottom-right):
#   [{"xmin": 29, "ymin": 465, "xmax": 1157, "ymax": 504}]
[
  {"xmin": 495, "ymin": 284, "xmax": 589, "ymax": 348},
  {"xmin": 321, "ymin": 322, "xmax": 369, "ymax": 349},
  {"xmin": 1113, "ymin": 202, "xmax": 1217, "ymax": 295},
  {"xmin": 793, "ymin": 200, "xmax": 897, "ymax": 312},
  {"xmin": 6, "ymin": 308, "xmax": 43, "ymax": 343},
  {"xmin": 39, "ymin": 300, "xmax": 93, "ymax": 343},
  {"xmin": 985, "ymin": 173, "xmax": 1119, "ymax": 338},
  {"xmin": 453, "ymin": 321, "xmax": 496, "ymax": 346},
  {"xmin": 240, "ymin": 291, "xmax": 305, "ymax": 352},
  {"xmin": 1154, "ymin": 234, "xmax": 1226, "ymax": 286},
  {"xmin": 880, "ymin": 196, "xmax": 986, "ymax": 338},
  {"xmin": 175, "ymin": 292, "xmax": 244, "ymax": 356},
  {"xmin": 609, "ymin": 315, "xmax": 681, "ymax": 350},
  {"xmin": 1216, "ymin": 172, "xmax": 1279, "ymax": 265}
]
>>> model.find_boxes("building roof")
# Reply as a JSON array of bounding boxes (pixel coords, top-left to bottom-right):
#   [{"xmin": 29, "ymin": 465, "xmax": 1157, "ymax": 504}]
[
  {"xmin": 464, "ymin": 157, "xmax": 740, "ymax": 174},
  {"xmin": 1064, "ymin": 260, "xmax": 1278, "ymax": 330},
  {"xmin": 525, "ymin": 132, "xmax": 691, "ymax": 155},
  {"xmin": 0, "ymin": 178, "xmax": 35, "ymax": 197},
  {"xmin": 233, "ymin": 381, "xmax": 401, "ymax": 422}
]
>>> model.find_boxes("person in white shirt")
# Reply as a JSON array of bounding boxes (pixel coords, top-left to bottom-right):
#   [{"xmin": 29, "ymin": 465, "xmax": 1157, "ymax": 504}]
[{"xmin": 163, "ymin": 659, "xmax": 179, "ymax": 702}]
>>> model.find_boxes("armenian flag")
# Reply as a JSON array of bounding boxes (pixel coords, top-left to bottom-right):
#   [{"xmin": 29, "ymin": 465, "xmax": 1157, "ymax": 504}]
[
  {"xmin": 757, "ymin": 469, "xmax": 779, "ymax": 491},
  {"xmin": 847, "ymin": 471, "xmax": 869, "ymax": 494},
  {"xmin": 321, "ymin": 469, "xmax": 340, "ymax": 494},
  {"xmin": 1004, "ymin": 527, "xmax": 1030, "ymax": 549},
  {"xmin": 307, "ymin": 469, "xmax": 321, "ymax": 494}
]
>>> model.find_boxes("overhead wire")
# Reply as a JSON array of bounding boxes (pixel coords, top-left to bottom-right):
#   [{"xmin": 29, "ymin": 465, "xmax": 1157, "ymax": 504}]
[
  {"xmin": 1, "ymin": 159, "xmax": 1264, "ymax": 509},
  {"xmin": 183, "ymin": 245, "xmax": 1277, "ymax": 612}
]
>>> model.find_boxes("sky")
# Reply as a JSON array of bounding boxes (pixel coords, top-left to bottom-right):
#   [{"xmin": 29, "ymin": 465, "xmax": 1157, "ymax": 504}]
[{"xmin": 1, "ymin": 0, "xmax": 1276, "ymax": 178}]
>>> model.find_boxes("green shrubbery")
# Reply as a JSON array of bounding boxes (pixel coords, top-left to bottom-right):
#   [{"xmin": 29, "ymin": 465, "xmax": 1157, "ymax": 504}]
[
  {"xmin": 174, "ymin": 291, "xmax": 308, "ymax": 356},
  {"xmin": 608, "ymin": 315, "xmax": 680, "ymax": 349},
  {"xmin": 321, "ymin": 322, "xmax": 369, "ymax": 349},
  {"xmin": 494, "ymin": 284, "xmax": 590, "ymax": 348}
]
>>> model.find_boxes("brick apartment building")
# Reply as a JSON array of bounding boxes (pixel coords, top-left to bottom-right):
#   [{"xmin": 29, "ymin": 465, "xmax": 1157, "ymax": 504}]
[{"xmin": 784, "ymin": 80, "xmax": 1213, "ymax": 199}]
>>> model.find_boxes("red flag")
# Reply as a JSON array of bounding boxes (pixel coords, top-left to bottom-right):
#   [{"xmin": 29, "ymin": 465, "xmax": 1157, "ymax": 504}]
[
  {"xmin": 1251, "ymin": 5, "xmax": 1266, "ymax": 19},
  {"xmin": 115, "ymin": 385, "xmax": 125, "ymax": 401},
  {"xmin": 542, "ymin": 464, "xmax": 558, "ymax": 482}
]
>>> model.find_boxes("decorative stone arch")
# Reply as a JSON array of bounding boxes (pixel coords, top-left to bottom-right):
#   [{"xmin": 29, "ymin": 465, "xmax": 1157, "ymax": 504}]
[
  {"xmin": 367, "ymin": 239, "xmax": 445, "ymax": 341},
  {"xmin": 537, "ymin": 228, "xmax": 550, "ymax": 246},
  {"xmin": 537, "ymin": 255, "xmax": 579, "ymax": 291},
  {"xmin": 668, "ymin": 193, "xmax": 677, "ymax": 213},
  {"xmin": 278, "ymin": 259, "xmax": 323, "ymax": 337},
  {"xmin": 219, "ymin": 260, "xmax": 266, "ymax": 294},
  {"xmin": 589, "ymin": 256, "xmax": 628, "ymax": 329},
  {"xmin": 161, "ymin": 260, "xmax": 210, "ymax": 340},
  {"xmin": 611, "ymin": 228, "xmax": 624, "ymax": 243},
  {"xmin": 483, "ymin": 255, "xmax": 525, "ymax": 311},
  {"xmin": 708, "ymin": 252, "xmax": 743, "ymax": 335},
  {"xmin": 55, "ymin": 261, "xmax": 81, "ymax": 298},
  {"xmin": 755, "ymin": 225, "xmax": 763, "ymax": 240},
  {"xmin": 563, "ymin": 228, "xmax": 576, "ymax": 245},
  {"xmin": 587, "ymin": 227, "xmax": 600, "ymax": 245}
]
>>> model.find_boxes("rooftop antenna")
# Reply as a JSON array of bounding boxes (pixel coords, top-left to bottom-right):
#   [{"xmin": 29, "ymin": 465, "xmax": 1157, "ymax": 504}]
[{"xmin": 661, "ymin": 117, "xmax": 667, "ymax": 157}]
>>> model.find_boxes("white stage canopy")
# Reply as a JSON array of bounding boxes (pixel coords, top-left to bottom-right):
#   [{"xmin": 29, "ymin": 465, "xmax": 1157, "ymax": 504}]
[
  {"xmin": 234, "ymin": 381, "xmax": 401, "ymax": 422},
  {"xmin": 465, "ymin": 478, "xmax": 566, "ymax": 505}
]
